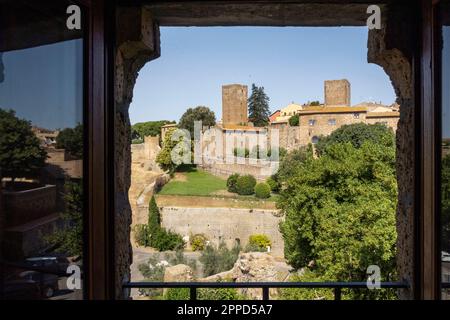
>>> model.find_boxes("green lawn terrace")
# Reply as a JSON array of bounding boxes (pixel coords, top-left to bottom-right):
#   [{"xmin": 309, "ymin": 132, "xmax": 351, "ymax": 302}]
[{"xmin": 156, "ymin": 167, "xmax": 278, "ymax": 210}]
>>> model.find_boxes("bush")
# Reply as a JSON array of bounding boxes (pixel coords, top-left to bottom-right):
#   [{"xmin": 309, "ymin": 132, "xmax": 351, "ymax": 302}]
[
  {"xmin": 198, "ymin": 287, "xmax": 242, "ymax": 300},
  {"xmin": 226, "ymin": 174, "xmax": 240, "ymax": 193},
  {"xmin": 255, "ymin": 182, "xmax": 271, "ymax": 199},
  {"xmin": 152, "ymin": 229, "xmax": 185, "ymax": 251},
  {"xmin": 200, "ymin": 242, "xmax": 241, "ymax": 277},
  {"xmin": 266, "ymin": 176, "xmax": 280, "ymax": 193},
  {"xmin": 248, "ymin": 234, "xmax": 271, "ymax": 251},
  {"xmin": 164, "ymin": 287, "xmax": 244, "ymax": 300},
  {"xmin": 190, "ymin": 234, "xmax": 208, "ymax": 251},
  {"xmin": 236, "ymin": 175, "xmax": 256, "ymax": 195},
  {"xmin": 134, "ymin": 224, "xmax": 149, "ymax": 246},
  {"xmin": 164, "ymin": 288, "xmax": 190, "ymax": 300},
  {"xmin": 289, "ymin": 114, "xmax": 299, "ymax": 126}
]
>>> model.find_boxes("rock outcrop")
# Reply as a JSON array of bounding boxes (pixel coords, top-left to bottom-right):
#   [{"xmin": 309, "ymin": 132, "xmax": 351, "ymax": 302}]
[{"xmin": 201, "ymin": 252, "xmax": 291, "ymax": 299}]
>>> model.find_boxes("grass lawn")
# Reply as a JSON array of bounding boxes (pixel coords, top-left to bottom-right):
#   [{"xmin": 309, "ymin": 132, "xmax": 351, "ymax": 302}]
[{"xmin": 158, "ymin": 168, "xmax": 227, "ymax": 196}]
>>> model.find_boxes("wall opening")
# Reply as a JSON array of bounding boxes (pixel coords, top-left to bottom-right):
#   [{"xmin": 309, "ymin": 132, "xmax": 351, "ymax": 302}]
[{"xmin": 115, "ymin": 3, "xmax": 415, "ymax": 300}]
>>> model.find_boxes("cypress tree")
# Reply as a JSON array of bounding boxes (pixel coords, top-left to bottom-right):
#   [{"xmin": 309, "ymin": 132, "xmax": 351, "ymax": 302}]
[{"xmin": 248, "ymin": 84, "xmax": 271, "ymax": 127}]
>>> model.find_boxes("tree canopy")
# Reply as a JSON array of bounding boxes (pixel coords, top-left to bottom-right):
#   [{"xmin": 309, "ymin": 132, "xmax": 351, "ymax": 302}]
[
  {"xmin": 56, "ymin": 124, "xmax": 83, "ymax": 159},
  {"xmin": 248, "ymin": 84, "xmax": 271, "ymax": 127},
  {"xmin": 178, "ymin": 106, "xmax": 216, "ymax": 138},
  {"xmin": 0, "ymin": 109, "xmax": 47, "ymax": 180},
  {"xmin": 278, "ymin": 128, "xmax": 398, "ymax": 299},
  {"xmin": 46, "ymin": 180, "xmax": 83, "ymax": 257},
  {"xmin": 315, "ymin": 123, "xmax": 395, "ymax": 156},
  {"xmin": 441, "ymin": 154, "xmax": 450, "ymax": 252},
  {"xmin": 132, "ymin": 120, "xmax": 175, "ymax": 142}
]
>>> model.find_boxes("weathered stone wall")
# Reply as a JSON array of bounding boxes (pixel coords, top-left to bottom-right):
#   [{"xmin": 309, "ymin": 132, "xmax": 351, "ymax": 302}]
[
  {"xmin": 298, "ymin": 111, "xmax": 367, "ymax": 145},
  {"xmin": 365, "ymin": 116, "xmax": 399, "ymax": 132},
  {"xmin": 115, "ymin": 6, "xmax": 161, "ymax": 299},
  {"xmin": 268, "ymin": 124, "xmax": 301, "ymax": 151},
  {"xmin": 324, "ymin": 79, "xmax": 351, "ymax": 106},
  {"xmin": 199, "ymin": 159, "xmax": 279, "ymax": 181},
  {"xmin": 160, "ymin": 206, "xmax": 284, "ymax": 257},
  {"xmin": 367, "ymin": 3, "xmax": 415, "ymax": 299},
  {"xmin": 222, "ymin": 84, "xmax": 248, "ymax": 125}
]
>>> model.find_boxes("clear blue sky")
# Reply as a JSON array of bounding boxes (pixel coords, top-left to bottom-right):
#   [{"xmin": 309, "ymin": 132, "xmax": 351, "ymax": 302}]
[
  {"xmin": 130, "ymin": 27, "xmax": 396, "ymax": 125},
  {"xmin": 443, "ymin": 26, "xmax": 450, "ymax": 138},
  {"xmin": 0, "ymin": 40, "xmax": 83, "ymax": 130}
]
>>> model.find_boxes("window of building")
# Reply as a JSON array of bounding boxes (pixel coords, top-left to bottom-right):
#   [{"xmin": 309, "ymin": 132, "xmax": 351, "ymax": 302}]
[
  {"xmin": 311, "ymin": 136, "xmax": 319, "ymax": 144},
  {"xmin": 0, "ymin": 0, "xmax": 86, "ymax": 300},
  {"xmin": 441, "ymin": 0, "xmax": 450, "ymax": 300},
  {"xmin": 353, "ymin": 113, "xmax": 360, "ymax": 119},
  {"xmin": 328, "ymin": 119, "xmax": 336, "ymax": 126},
  {"xmin": 309, "ymin": 119, "xmax": 316, "ymax": 126}
]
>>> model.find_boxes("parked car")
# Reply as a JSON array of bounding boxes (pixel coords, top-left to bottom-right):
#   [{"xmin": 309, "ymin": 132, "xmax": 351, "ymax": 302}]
[
  {"xmin": 18, "ymin": 271, "xmax": 59, "ymax": 298},
  {"xmin": 24, "ymin": 256, "xmax": 70, "ymax": 276},
  {"xmin": 2, "ymin": 279, "xmax": 41, "ymax": 300}
]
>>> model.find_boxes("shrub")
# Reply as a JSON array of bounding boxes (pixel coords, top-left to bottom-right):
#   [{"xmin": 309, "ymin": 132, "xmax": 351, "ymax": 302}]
[
  {"xmin": 134, "ymin": 224, "xmax": 149, "ymax": 246},
  {"xmin": 289, "ymin": 114, "xmax": 299, "ymax": 126},
  {"xmin": 255, "ymin": 182, "xmax": 271, "ymax": 199},
  {"xmin": 198, "ymin": 287, "xmax": 242, "ymax": 300},
  {"xmin": 152, "ymin": 229, "xmax": 185, "ymax": 251},
  {"xmin": 226, "ymin": 174, "xmax": 240, "ymax": 193},
  {"xmin": 200, "ymin": 242, "xmax": 241, "ymax": 277},
  {"xmin": 248, "ymin": 234, "xmax": 271, "ymax": 251},
  {"xmin": 164, "ymin": 288, "xmax": 190, "ymax": 300},
  {"xmin": 190, "ymin": 234, "xmax": 208, "ymax": 251},
  {"xmin": 236, "ymin": 175, "xmax": 256, "ymax": 195},
  {"xmin": 266, "ymin": 176, "xmax": 280, "ymax": 193}
]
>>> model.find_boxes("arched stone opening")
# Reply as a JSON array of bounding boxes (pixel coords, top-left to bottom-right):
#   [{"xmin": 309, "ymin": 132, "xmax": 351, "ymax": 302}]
[{"xmin": 114, "ymin": 4, "xmax": 416, "ymax": 299}]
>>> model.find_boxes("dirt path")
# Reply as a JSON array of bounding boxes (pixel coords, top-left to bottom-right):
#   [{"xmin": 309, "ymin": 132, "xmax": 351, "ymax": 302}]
[{"xmin": 155, "ymin": 194, "xmax": 278, "ymax": 210}]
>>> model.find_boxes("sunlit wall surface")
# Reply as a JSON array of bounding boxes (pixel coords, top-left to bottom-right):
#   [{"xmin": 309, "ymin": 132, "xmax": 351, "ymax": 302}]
[{"xmin": 0, "ymin": 1, "xmax": 84, "ymax": 300}]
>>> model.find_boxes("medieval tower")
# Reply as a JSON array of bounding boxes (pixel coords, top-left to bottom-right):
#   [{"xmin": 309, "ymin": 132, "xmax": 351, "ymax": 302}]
[
  {"xmin": 222, "ymin": 84, "xmax": 248, "ymax": 125},
  {"xmin": 324, "ymin": 79, "xmax": 351, "ymax": 106}
]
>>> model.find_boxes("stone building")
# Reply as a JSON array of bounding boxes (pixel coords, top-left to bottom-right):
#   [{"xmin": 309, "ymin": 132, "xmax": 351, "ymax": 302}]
[
  {"xmin": 324, "ymin": 79, "xmax": 351, "ymax": 106},
  {"xmin": 269, "ymin": 80, "xmax": 400, "ymax": 149},
  {"xmin": 222, "ymin": 84, "xmax": 248, "ymax": 126}
]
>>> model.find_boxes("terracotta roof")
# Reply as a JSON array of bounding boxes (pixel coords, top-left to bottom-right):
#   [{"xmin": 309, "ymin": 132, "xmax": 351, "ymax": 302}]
[
  {"xmin": 161, "ymin": 123, "xmax": 177, "ymax": 128},
  {"xmin": 299, "ymin": 106, "xmax": 367, "ymax": 115},
  {"xmin": 366, "ymin": 112, "xmax": 400, "ymax": 118},
  {"xmin": 221, "ymin": 124, "xmax": 266, "ymax": 132}
]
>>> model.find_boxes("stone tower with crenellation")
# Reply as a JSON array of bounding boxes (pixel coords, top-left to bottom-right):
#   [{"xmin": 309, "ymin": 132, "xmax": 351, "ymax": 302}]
[
  {"xmin": 222, "ymin": 84, "xmax": 248, "ymax": 125},
  {"xmin": 324, "ymin": 79, "xmax": 351, "ymax": 106}
]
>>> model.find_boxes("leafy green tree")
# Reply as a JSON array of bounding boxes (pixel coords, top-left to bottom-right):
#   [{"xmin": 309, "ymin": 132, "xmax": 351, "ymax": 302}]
[
  {"xmin": 156, "ymin": 128, "xmax": 185, "ymax": 174},
  {"xmin": 274, "ymin": 145, "xmax": 312, "ymax": 184},
  {"xmin": 148, "ymin": 196, "xmax": 161, "ymax": 238},
  {"xmin": 132, "ymin": 120, "xmax": 175, "ymax": 141},
  {"xmin": 279, "ymin": 141, "xmax": 397, "ymax": 299},
  {"xmin": 179, "ymin": 106, "xmax": 216, "ymax": 138},
  {"xmin": 46, "ymin": 180, "xmax": 83, "ymax": 257},
  {"xmin": 309, "ymin": 101, "xmax": 321, "ymax": 106},
  {"xmin": 56, "ymin": 124, "xmax": 83, "ymax": 159},
  {"xmin": 289, "ymin": 114, "xmax": 299, "ymax": 126},
  {"xmin": 316, "ymin": 123, "xmax": 395, "ymax": 156},
  {"xmin": 0, "ymin": 109, "xmax": 47, "ymax": 181},
  {"xmin": 200, "ymin": 242, "xmax": 241, "ymax": 277},
  {"xmin": 248, "ymin": 84, "xmax": 271, "ymax": 127},
  {"xmin": 441, "ymin": 154, "xmax": 450, "ymax": 252}
]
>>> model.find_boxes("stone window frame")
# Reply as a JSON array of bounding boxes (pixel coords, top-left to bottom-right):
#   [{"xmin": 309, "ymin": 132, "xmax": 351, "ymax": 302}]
[{"xmin": 106, "ymin": 0, "xmax": 442, "ymax": 300}]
